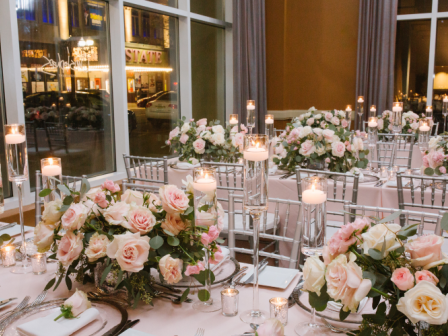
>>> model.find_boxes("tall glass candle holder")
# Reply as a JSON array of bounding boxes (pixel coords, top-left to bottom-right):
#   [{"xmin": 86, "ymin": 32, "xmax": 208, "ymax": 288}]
[
  {"xmin": 0, "ymin": 166, "xmax": 4, "ymax": 214},
  {"xmin": 241, "ymin": 134, "xmax": 269, "ymax": 326},
  {"xmin": 40, "ymin": 158, "xmax": 62, "ymax": 202},
  {"xmin": 367, "ymin": 117, "xmax": 378, "ymax": 171},
  {"xmin": 391, "ymin": 102, "xmax": 403, "ymax": 134},
  {"xmin": 369, "ymin": 105, "xmax": 377, "ymax": 118},
  {"xmin": 356, "ymin": 96, "xmax": 364, "ymax": 131},
  {"xmin": 229, "ymin": 114, "xmax": 239, "ymax": 128},
  {"xmin": 4, "ymin": 124, "xmax": 31, "ymax": 274},
  {"xmin": 1, "ymin": 245, "xmax": 16, "ymax": 267},
  {"xmin": 418, "ymin": 120, "xmax": 431, "ymax": 155},
  {"xmin": 425, "ymin": 105, "xmax": 433, "ymax": 121},
  {"xmin": 265, "ymin": 114, "xmax": 274, "ymax": 139},
  {"xmin": 345, "ymin": 105, "xmax": 352, "ymax": 131},
  {"xmin": 270, "ymin": 297, "xmax": 288, "ymax": 326},
  {"xmin": 192, "ymin": 167, "xmax": 221, "ymax": 312},
  {"xmin": 443, "ymin": 95, "xmax": 448, "ymax": 133},
  {"xmin": 247, "ymin": 100, "xmax": 256, "ymax": 134}
]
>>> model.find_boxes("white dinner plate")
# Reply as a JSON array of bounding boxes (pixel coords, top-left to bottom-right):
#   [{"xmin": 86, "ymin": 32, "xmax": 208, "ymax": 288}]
[
  {"xmin": 239, "ymin": 266, "xmax": 299, "ymax": 289},
  {"xmin": 121, "ymin": 330, "xmax": 157, "ymax": 336}
]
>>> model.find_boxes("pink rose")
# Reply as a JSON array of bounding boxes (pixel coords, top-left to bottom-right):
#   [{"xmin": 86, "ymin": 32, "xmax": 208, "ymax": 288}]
[
  {"xmin": 325, "ymin": 158, "xmax": 331, "ymax": 163},
  {"xmin": 440, "ymin": 166, "xmax": 447, "ymax": 174},
  {"xmin": 415, "ymin": 270, "xmax": 439, "ymax": 286},
  {"xmin": 331, "ymin": 141, "xmax": 346, "ymax": 157},
  {"xmin": 306, "ymin": 118, "xmax": 315, "ymax": 126},
  {"xmin": 185, "ymin": 261, "xmax": 205, "ymax": 276},
  {"xmin": 159, "ymin": 254, "xmax": 183, "ymax": 284},
  {"xmin": 57, "ymin": 231, "xmax": 84, "ymax": 267},
  {"xmin": 63, "ymin": 289, "xmax": 91, "ymax": 317},
  {"xmin": 197, "ymin": 118, "xmax": 207, "ymax": 126},
  {"xmin": 196, "ymin": 125, "xmax": 206, "ymax": 135},
  {"xmin": 240, "ymin": 124, "xmax": 248, "ymax": 133},
  {"xmin": 166, "ymin": 140, "xmax": 171, "ymax": 145},
  {"xmin": 256, "ymin": 318, "xmax": 284, "ymax": 336},
  {"xmin": 147, "ymin": 193, "xmax": 162, "ymax": 212},
  {"xmin": 122, "ymin": 204, "xmax": 157, "ymax": 234},
  {"xmin": 179, "ymin": 133, "xmax": 189, "ymax": 144},
  {"xmin": 104, "ymin": 201, "xmax": 130, "ymax": 226},
  {"xmin": 106, "ymin": 232, "xmax": 150, "ymax": 272},
  {"xmin": 85, "ymin": 232, "xmax": 110, "ymax": 262},
  {"xmin": 169, "ymin": 126, "xmax": 179, "ymax": 140},
  {"xmin": 61, "ymin": 203, "xmax": 88, "ymax": 231},
  {"xmin": 423, "ymin": 155, "xmax": 430, "ymax": 168},
  {"xmin": 325, "ymin": 113, "xmax": 333, "ymax": 121},
  {"xmin": 162, "ymin": 213, "xmax": 186, "ymax": 235},
  {"xmin": 230, "ymin": 125, "xmax": 238, "ymax": 133},
  {"xmin": 427, "ymin": 150, "xmax": 445, "ymax": 169},
  {"xmin": 322, "ymin": 129, "xmax": 335, "ymax": 141},
  {"xmin": 193, "ymin": 138, "xmax": 206, "ymax": 154},
  {"xmin": 299, "ymin": 140, "xmax": 316, "ymax": 156},
  {"xmin": 190, "ymin": 118, "xmax": 194, "ymax": 122},
  {"xmin": 232, "ymin": 132, "xmax": 244, "ymax": 150},
  {"xmin": 34, "ymin": 222, "xmax": 55, "ymax": 252},
  {"xmin": 331, "ymin": 116, "xmax": 340, "ymax": 125},
  {"xmin": 94, "ymin": 191, "xmax": 108, "ymax": 208},
  {"xmin": 391, "ymin": 268, "xmax": 415, "ymax": 291},
  {"xmin": 210, "ymin": 245, "xmax": 224, "ymax": 265},
  {"xmin": 341, "ymin": 119, "xmax": 349, "ymax": 128},
  {"xmin": 159, "ymin": 185, "xmax": 189, "ymax": 214},
  {"xmin": 406, "ymin": 235, "xmax": 445, "ymax": 269},
  {"xmin": 121, "ymin": 189, "xmax": 144, "ymax": 206},
  {"xmin": 201, "ymin": 225, "xmax": 220, "ymax": 246},
  {"xmin": 101, "ymin": 180, "xmax": 120, "ymax": 193}
]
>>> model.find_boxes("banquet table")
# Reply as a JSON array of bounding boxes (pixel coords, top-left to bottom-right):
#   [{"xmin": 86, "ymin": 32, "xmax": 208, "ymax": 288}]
[{"xmin": 0, "ymin": 259, "xmax": 353, "ymax": 336}]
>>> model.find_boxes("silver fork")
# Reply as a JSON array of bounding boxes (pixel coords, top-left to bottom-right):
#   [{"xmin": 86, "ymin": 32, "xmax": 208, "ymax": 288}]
[
  {"xmin": 0, "ymin": 296, "xmax": 30, "ymax": 321},
  {"xmin": 195, "ymin": 328, "xmax": 205, "ymax": 336},
  {"xmin": 0, "ymin": 291, "xmax": 47, "ymax": 328}
]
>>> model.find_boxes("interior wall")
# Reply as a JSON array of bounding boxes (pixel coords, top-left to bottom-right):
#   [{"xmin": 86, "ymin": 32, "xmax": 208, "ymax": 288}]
[{"xmin": 266, "ymin": 0, "xmax": 360, "ymax": 113}]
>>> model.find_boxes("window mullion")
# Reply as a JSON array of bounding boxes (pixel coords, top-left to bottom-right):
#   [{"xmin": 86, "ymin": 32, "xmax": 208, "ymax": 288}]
[{"xmin": 426, "ymin": 9, "xmax": 439, "ymax": 107}]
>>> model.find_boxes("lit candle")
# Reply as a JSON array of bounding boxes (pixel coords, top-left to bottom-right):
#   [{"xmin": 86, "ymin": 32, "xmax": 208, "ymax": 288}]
[
  {"xmin": 193, "ymin": 173, "xmax": 217, "ymax": 192},
  {"xmin": 247, "ymin": 101, "xmax": 255, "ymax": 110},
  {"xmin": 5, "ymin": 128, "xmax": 26, "ymax": 145},
  {"xmin": 243, "ymin": 142, "xmax": 269, "ymax": 161},
  {"xmin": 229, "ymin": 115, "xmax": 238, "ymax": 125},
  {"xmin": 357, "ymin": 97, "xmax": 364, "ymax": 103},
  {"xmin": 392, "ymin": 103, "xmax": 402, "ymax": 112},
  {"xmin": 370, "ymin": 105, "xmax": 376, "ymax": 113},
  {"xmin": 265, "ymin": 116, "xmax": 274, "ymax": 124},
  {"xmin": 1, "ymin": 245, "xmax": 16, "ymax": 267},
  {"xmin": 66, "ymin": 103, "xmax": 71, "ymax": 108},
  {"xmin": 346, "ymin": 105, "xmax": 352, "ymax": 112},
  {"xmin": 302, "ymin": 184, "xmax": 327, "ymax": 204},
  {"xmin": 368, "ymin": 118, "xmax": 378, "ymax": 128},
  {"xmin": 426, "ymin": 106, "xmax": 433, "ymax": 113},
  {"xmin": 444, "ymin": 96, "xmax": 448, "ymax": 103},
  {"xmin": 269, "ymin": 297, "xmax": 288, "ymax": 326},
  {"xmin": 221, "ymin": 288, "xmax": 239, "ymax": 317},
  {"xmin": 419, "ymin": 123, "xmax": 430, "ymax": 132},
  {"xmin": 31, "ymin": 253, "xmax": 47, "ymax": 275},
  {"xmin": 41, "ymin": 158, "xmax": 62, "ymax": 177}
]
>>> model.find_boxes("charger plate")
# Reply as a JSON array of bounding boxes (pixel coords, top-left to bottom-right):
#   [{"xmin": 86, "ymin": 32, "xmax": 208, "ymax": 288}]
[
  {"xmin": 331, "ymin": 174, "xmax": 379, "ymax": 184},
  {"xmin": 0, "ymin": 298, "xmax": 128, "ymax": 336}
]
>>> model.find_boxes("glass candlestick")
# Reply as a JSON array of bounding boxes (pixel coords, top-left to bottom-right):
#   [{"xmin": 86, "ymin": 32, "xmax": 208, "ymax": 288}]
[
  {"xmin": 31, "ymin": 253, "xmax": 47, "ymax": 275},
  {"xmin": 1, "ymin": 245, "xmax": 16, "ymax": 267},
  {"xmin": 265, "ymin": 114, "xmax": 274, "ymax": 139},
  {"xmin": 418, "ymin": 120, "xmax": 431, "ymax": 156},
  {"xmin": 270, "ymin": 297, "xmax": 288, "ymax": 326},
  {"xmin": 241, "ymin": 134, "xmax": 269, "ymax": 326},
  {"xmin": 345, "ymin": 105, "xmax": 352, "ymax": 131},
  {"xmin": 425, "ymin": 105, "xmax": 433, "ymax": 122},
  {"xmin": 356, "ymin": 96, "xmax": 364, "ymax": 131},
  {"xmin": 443, "ymin": 95, "xmax": 448, "ymax": 133},
  {"xmin": 247, "ymin": 100, "xmax": 256, "ymax": 134},
  {"xmin": 369, "ymin": 105, "xmax": 377, "ymax": 118},
  {"xmin": 221, "ymin": 288, "xmax": 239, "ymax": 317},
  {"xmin": 4, "ymin": 124, "xmax": 31, "ymax": 274},
  {"xmin": 367, "ymin": 117, "xmax": 378, "ymax": 172},
  {"xmin": 229, "ymin": 114, "xmax": 239, "ymax": 130},
  {"xmin": 0, "ymin": 166, "xmax": 4, "ymax": 214},
  {"xmin": 192, "ymin": 167, "xmax": 221, "ymax": 313},
  {"xmin": 391, "ymin": 102, "xmax": 403, "ymax": 134},
  {"xmin": 40, "ymin": 158, "xmax": 62, "ymax": 202}
]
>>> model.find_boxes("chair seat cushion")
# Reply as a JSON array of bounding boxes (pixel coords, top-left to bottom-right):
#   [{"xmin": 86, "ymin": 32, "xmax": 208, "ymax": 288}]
[{"xmin": 222, "ymin": 212, "xmax": 276, "ymax": 233}]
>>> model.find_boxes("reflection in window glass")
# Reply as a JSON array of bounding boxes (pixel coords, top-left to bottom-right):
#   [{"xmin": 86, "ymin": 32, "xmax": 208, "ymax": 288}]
[
  {"xmin": 124, "ymin": 6, "xmax": 179, "ymax": 157},
  {"xmin": 42, "ymin": 0, "xmax": 55, "ymax": 24},
  {"xmin": 0, "ymin": 49, "xmax": 12, "ymax": 199},
  {"xmin": 432, "ymin": 19, "xmax": 448, "ymax": 131},
  {"xmin": 146, "ymin": 0, "xmax": 177, "ymax": 8},
  {"xmin": 439, "ymin": 0, "xmax": 448, "ymax": 12},
  {"xmin": 17, "ymin": 0, "xmax": 115, "ymax": 190},
  {"xmin": 190, "ymin": 0, "xmax": 223, "ymax": 20},
  {"xmin": 16, "ymin": 0, "xmax": 36, "ymax": 21},
  {"xmin": 191, "ymin": 22, "xmax": 225, "ymax": 122},
  {"xmin": 394, "ymin": 20, "xmax": 431, "ymax": 114},
  {"xmin": 398, "ymin": 0, "xmax": 432, "ymax": 15}
]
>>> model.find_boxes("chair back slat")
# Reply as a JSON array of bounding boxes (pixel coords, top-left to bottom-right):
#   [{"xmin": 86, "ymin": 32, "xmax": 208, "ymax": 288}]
[
  {"xmin": 123, "ymin": 154, "xmax": 168, "ymax": 185},
  {"xmin": 122, "ymin": 180, "xmax": 160, "ymax": 195}
]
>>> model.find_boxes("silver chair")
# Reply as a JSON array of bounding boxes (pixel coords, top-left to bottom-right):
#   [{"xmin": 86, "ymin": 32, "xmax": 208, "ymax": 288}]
[
  {"xmin": 227, "ymin": 192, "xmax": 303, "ymax": 269},
  {"xmin": 391, "ymin": 134, "xmax": 415, "ymax": 169},
  {"xmin": 123, "ymin": 154, "xmax": 168, "ymax": 185},
  {"xmin": 432, "ymin": 122, "xmax": 439, "ymax": 136},
  {"xmin": 274, "ymin": 128, "xmax": 285, "ymax": 137},
  {"xmin": 397, "ymin": 173, "xmax": 448, "ymax": 213},
  {"xmin": 122, "ymin": 179, "xmax": 160, "ymax": 195},
  {"xmin": 373, "ymin": 141, "xmax": 397, "ymax": 169},
  {"xmin": 35, "ymin": 170, "xmax": 86, "ymax": 226},
  {"xmin": 295, "ymin": 167, "xmax": 359, "ymax": 229}
]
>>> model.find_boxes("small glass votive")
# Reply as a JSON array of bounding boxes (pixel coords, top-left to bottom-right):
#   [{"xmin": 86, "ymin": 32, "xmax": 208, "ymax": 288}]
[
  {"xmin": 270, "ymin": 297, "xmax": 288, "ymax": 326},
  {"xmin": 221, "ymin": 288, "xmax": 239, "ymax": 316},
  {"xmin": 406, "ymin": 169, "xmax": 413, "ymax": 176},
  {"xmin": 393, "ymin": 165, "xmax": 399, "ymax": 173},
  {"xmin": 31, "ymin": 253, "xmax": 47, "ymax": 275},
  {"xmin": 381, "ymin": 167, "xmax": 388, "ymax": 179},
  {"xmin": 1, "ymin": 245, "xmax": 16, "ymax": 267},
  {"xmin": 388, "ymin": 169, "xmax": 396, "ymax": 181}
]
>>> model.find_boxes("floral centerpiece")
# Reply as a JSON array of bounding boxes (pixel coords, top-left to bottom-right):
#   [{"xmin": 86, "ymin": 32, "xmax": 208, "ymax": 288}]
[
  {"xmin": 421, "ymin": 136, "xmax": 448, "ymax": 176},
  {"xmin": 166, "ymin": 117, "xmax": 245, "ymax": 164},
  {"xmin": 302, "ymin": 211, "xmax": 448, "ymax": 335},
  {"xmin": 273, "ymin": 107, "xmax": 369, "ymax": 173},
  {"xmin": 378, "ymin": 110, "xmax": 431, "ymax": 138},
  {"xmin": 35, "ymin": 178, "xmax": 224, "ymax": 306}
]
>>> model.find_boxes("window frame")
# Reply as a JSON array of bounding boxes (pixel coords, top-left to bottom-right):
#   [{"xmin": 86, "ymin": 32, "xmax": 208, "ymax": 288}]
[
  {"xmin": 0, "ymin": 0, "xmax": 233, "ymax": 211},
  {"xmin": 397, "ymin": 0, "xmax": 448, "ymax": 106}
]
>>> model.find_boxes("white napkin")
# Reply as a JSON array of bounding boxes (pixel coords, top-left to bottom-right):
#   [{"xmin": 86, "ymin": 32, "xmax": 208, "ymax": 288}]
[
  {"xmin": 268, "ymin": 165, "xmax": 278, "ymax": 175},
  {"xmin": 17, "ymin": 308, "xmax": 100, "ymax": 336},
  {"xmin": 347, "ymin": 168, "xmax": 365, "ymax": 182},
  {"xmin": 176, "ymin": 161, "xmax": 200, "ymax": 169},
  {"xmin": 121, "ymin": 329, "xmax": 157, "ymax": 336}
]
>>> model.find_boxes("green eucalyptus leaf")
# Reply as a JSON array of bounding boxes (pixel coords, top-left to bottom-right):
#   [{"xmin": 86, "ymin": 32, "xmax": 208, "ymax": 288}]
[
  {"xmin": 378, "ymin": 211, "xmax": 402, "ymax": 224},
  {"xmin": 150, "ymin": 236, "xmax": 164, "ymax": 250},
  {"xmin": 198, "ymin": 289, "xmax": 210, "ymax": 302},
  {"xmin": 39, "ymin": 189, "xmax": 52, "ymax": 197},
  {"xmin": 180, "ymin": 288, "xmax": 190, "ymax": 303},
  {"xmin": 339, "ymin": 307, "xmax": 350, "ymax": 322},
  {"xmin": 368, "ymin": 248, "xmax": 383, "ymax": 260},
  {"xmin": 424, "ymin": 167, "xmax": 435, "ymax": 176},
  {"xmin": 44, "ymin": 278, "xmax": 56, "ymax": 291},
  {"xmin": 63, "ymin": 195, "xmax": 73, "ymax": 206},
  {"xmin": 57, "ymin": 184, "xmax": 71, "ymax": 195},
  {"xmin": 441, "ymin": 213, "xmax": 448, "ymax": 231},
  {"xmin": 167, "ymin": 236, "xmax": 180, "ymax": 246},
  {"xmin": 362, "ymin": 271, "xmax": 376, "ymax": 286}
]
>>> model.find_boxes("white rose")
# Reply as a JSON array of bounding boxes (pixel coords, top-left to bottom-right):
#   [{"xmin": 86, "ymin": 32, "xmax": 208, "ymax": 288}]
[
  {"xmin": 331, "ymin": 135, "xmax": 340, "ymax": 143},
  {"xmin": 411, "ymin": 122, "xmax": 419, "ymax": 130},
  {"xmin": 192, "ymin": 138, "xmax": 206, "ymax": 154},
  {"xmin": 299, "ymin": 126, "xmax": 312, "ymax": 138},
  {"xmin": 84, "ymin": 187, "xmax": 102, "ymax": 201},
  {"xmin": 210, "ymin": 133, "xmax": 225, "ymax": 145},
  {"xmin": 314, "ymin": 113, "xmax": 322, "ymax": 120},
  {"xmin": 275, "ymin": 144, "xmax": 287, "ymax": 158},
  {"xmin": 331, "ymin": 141, "xmax": 346, "ymax": 157},
  {"xmin": 331, "ymin": 116, "xmax": 340, "ymax": 125},
  {"xmin": 352, "ymin": 137, "xmax": 364, "ymax": 152},
  {"xmin": 377, "ymin": 119, "xmax": 384, "ymax": 130},
  {"xmin": 212, "ymin": 125, "xmax": 225, "ymax": 134},
  {"xmin": 397, "ymin": 281, "xmax": 448, "ymax": 325},
  {"xmin": 337, "ymin": 110, "xmax": 346, "ymax": 118},
  {"xmin": 42, "ymin": 199, "xmax": 63, "ymax": 224},
  {"xmin": 299, "ymin": 140, "xmax": 316, "ymax": 156},
  {"xmin": 302, "ymin": 256, "xmax": 325, "ymax": 295},
  {"xmin": 429, "ymin": 136, "xmax": 441, "ymax": 150},
  {"xmin": 361, "ymin": 223, "xmax": 402, "ymax": 258},
  {"xmin": 104, "ymin": 201, "xmax": 131, "ymax": 226},
  {"xmin": 304, "ymin": 112, "xmax": 311, "ymax": 118},
  {"xmin": 200, "ymin": 130, "xmax": 211, "ymax": 140},
  {"xmin": 298, "ymin": 115, "xmax": 305, "ymax": 121},
  {"xmin": 34, "ymin": 221, "xmax": 55, "ymax": 252},
  {"xmin": 181, "ymin": 123, "xmax": 191, "ymax": 133},
  {"xmin": 306, "ymin": 118, "xmax": 315, "ymax": 126},
  {"xmin": 322, "ymin": 129, "xmax": 335, "ymax": 141},
  {"xmin": 316, "ymin": 144, "xmax": 326, "ymax": 156},
  {"xmin": 121, "ymin": 189, "xmax": 144, "ymax": 206},
  {"xmin": 85, "ymin": 232, "xmax": 110, "ymax": 262}
]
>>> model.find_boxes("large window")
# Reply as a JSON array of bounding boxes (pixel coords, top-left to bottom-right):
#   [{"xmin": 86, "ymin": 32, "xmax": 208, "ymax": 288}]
[
  {"xmin": 190, "ymin": 0, "xmax": 223, "ymax": 20},
  {"xmin": 124, "ymin": 6, "xmax": 179, "ymax": 158},
  {"xmin": 395, "ymin": 0, "xmax": 448, "ymax": 132},
  {"xmin": 17, "ymin": 0, "xmax": 115, "ymax": 189},
  {"xmin": 0, "ymin": 49, "xmax": 12, "ymax": 200}
]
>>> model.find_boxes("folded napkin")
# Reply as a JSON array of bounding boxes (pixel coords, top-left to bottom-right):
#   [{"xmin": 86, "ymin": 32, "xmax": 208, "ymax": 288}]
[
  {"xmin": 268, "ymin": 165, "xmax": 278, "ymax": 175},
  {"xmin": 17, "ymin": 308, "xmax": 100, "ymax": 336},
  {"xmin": 176, "ymin": 161, "xmax": 200, "ymax": 169},
  {"xmin": 347, "ymin": 168, "xmax": 365, "ymax": 183},
  {"xmin": 121, "ymin": 329, "xmax": 157, "ymax": 336}
]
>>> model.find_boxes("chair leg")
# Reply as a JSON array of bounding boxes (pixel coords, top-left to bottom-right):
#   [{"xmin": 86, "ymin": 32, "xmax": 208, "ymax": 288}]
[{"xmin": 274, "ymin": 240, "xmax": 279, "ymax": 267}]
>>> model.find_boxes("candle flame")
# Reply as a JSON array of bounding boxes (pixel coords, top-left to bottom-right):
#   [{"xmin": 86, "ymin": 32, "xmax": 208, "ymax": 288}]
[
  {"xmin": 205, "ymin": 173, "xmax": 208, "ymax": 179},
  {"xmin": 256, "ymin": 142, "xmax": 259, "ymax": 148},
  {"xmin": 12, "ymin": 128, "xmax": 16, "ymax": 135},
  {"xmin": 49, "ymin": 158, "xmax": 53, "ymax": 165},
  {"xmin": 312, "ymin": 184, "xmax": 315, "ymax": 191}
]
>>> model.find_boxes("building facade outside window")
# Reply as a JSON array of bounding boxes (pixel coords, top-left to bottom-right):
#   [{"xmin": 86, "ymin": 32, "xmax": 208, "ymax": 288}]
[
  {"xmin": 396, "ymin": 0, "xmax": 448, "ymax": 131},
  {"xmin": 17, "ymin": 0, "xmax": 115, "ymax": 190}
]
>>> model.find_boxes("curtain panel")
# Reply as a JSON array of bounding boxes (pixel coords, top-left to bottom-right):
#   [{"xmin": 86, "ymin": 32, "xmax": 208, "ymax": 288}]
[
  {"xmin": 233, "ymin": 0, "xmax": 267, "ymax": 132},
  {"xmin": 356, "ymin": 0, "xmax": 398, "ymax": 125}
]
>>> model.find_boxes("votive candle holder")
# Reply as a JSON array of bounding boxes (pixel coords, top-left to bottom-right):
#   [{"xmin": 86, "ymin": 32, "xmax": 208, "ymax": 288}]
[
  {"xmin": 1, "ymin": 245, "xmax": 16, "ymax": 267},
  {"xmin": 31, "ymin": 253, "xmax": 47, "ymax": 275},
  {"xmin": 270, "ymin": 297, "xmax": 288, "ymax": 326},
  {"xmin": 221, "ymin": 288, "xmax": 239, "ymax": 317}
]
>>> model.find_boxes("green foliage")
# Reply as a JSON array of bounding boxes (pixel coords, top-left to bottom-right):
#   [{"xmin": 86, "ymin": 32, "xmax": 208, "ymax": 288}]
[{"xmin": 308, "ymin": 284, "xmax": 330, "ymax": 311}]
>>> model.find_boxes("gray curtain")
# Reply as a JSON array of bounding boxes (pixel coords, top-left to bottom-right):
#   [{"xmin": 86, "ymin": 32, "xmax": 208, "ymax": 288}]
[
  {"xmin": 233, "ymin": 0, "xmax": 267, "ymax": 132},
  {"xmin": 356, "ymin": 0, "xmax": 398, "ymax": 125}
]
